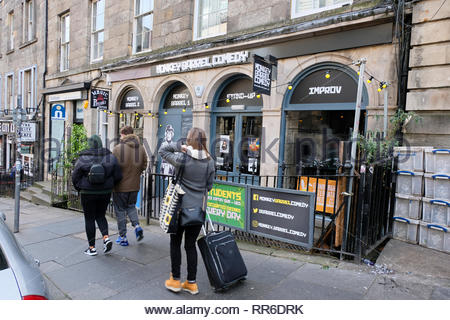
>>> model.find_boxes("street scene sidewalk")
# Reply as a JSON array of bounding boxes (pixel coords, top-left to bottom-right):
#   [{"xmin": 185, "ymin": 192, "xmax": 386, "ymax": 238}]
[{"xmin": 1, "ymin": 197, "xmax": 449, "ymax": 300}]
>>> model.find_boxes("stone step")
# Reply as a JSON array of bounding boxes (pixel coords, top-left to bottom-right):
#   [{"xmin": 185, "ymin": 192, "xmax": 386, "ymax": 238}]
[
  {"xmin": 28, "ymin": 180, "xmax": 54, "ymax": 197},
  {"xmin": 41, "ymin": 185, "xmax": 53, "ymax": 197},
  {"xmin": 20, "ymin": 191, "xmax": 34, "ymax": 203},
  {"xmin": 31, "ymin": 192, "xmax": 52, "ymax": 207},
  {"xmin": 27, "ymin": 186, "xmax": 43, "ymax": 195},
  {"xmin": 33, "ymin": 180, "xmax": 52, "ymax": 190}
]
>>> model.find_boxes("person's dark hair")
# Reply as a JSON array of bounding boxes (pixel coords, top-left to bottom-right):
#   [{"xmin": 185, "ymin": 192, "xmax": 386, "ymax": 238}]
[
  {"xmin": 187, "ymin": 127, "xmax": 211, "ymax": 159},
  {"xmin": 120, "ymin": 126, "xmax": 133, "ymax": 135}
]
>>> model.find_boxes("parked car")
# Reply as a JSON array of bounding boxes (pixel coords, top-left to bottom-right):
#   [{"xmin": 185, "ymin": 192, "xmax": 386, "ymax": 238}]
[{"xmin": 0, "ymin": 212, "xmax": 49, "ymax": 300}]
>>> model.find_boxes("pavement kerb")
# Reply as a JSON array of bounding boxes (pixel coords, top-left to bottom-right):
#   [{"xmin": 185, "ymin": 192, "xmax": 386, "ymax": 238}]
[{"xmin": 57, "ymin": 205, "xmax": 349, "ymax": 270}]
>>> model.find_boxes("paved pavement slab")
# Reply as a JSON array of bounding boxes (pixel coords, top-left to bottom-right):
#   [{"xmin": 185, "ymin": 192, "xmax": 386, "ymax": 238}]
[{"xmin": 1, "ymin": 197, "xmax": 450, "ymax": 300}]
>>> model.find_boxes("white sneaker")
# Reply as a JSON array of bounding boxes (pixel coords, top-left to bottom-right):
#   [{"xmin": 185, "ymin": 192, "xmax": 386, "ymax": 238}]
[
  {"xmin": 103, "ymin": 238, "xmax": 112, "ymax": 253},
  {"xmin": 84, "ymin": 247, "xmax": 98, "ymax": 256}
]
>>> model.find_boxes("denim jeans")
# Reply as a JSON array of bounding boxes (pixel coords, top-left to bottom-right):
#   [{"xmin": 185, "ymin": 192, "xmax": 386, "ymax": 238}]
[{"xmin": 113, "ymin": 191, "xmax": 140, "ymax": 237}]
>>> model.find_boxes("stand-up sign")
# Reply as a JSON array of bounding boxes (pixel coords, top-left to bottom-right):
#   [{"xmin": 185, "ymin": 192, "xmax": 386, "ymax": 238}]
[
  {"xmin": 248, "ymin": 186, "xmax": 315, "ymax": 248},
  {"xmin": 91, "ymin": 89, "xmax": 110, "ymax": 109},
  {"xmin": 252, "ymin": 55, "xmax": 272, "ymax": 96},
  {"xmin": 217, "ymin": 78, "xmax": 263, "ymax": 108}
]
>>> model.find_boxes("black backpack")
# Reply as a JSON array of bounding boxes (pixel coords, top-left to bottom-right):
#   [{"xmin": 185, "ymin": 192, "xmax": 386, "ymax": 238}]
[{"xmin": 88, "ymin": 157, "xmax": 105, "ymax": 184}]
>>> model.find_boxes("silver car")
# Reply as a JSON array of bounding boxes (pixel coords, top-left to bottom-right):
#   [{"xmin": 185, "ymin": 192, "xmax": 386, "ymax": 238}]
[{"xmin": 0, "ymin": 212, "xmax": 49, "ymax": 300}]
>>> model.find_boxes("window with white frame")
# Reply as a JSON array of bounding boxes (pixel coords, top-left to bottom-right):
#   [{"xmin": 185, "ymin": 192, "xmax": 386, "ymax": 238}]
[
  {"xmin": 22, "ymin": 0, "xmax": 35, "ymax": 42},
  {"xmin": 5, "ymin": 73, "xmax": 15, "ymax": 110},
  {"xmin": 60, "ymin": 13, "xmax": 70, "ymax": 71},
  {"xmin": 18, "ymin": 66, "xmax": 36, "ymax": 112},
  {"xmin": 97, "ymin": 110, "xmax": 108, "ymax": 147},
  {"xmin": 91, "ymin": 0, "xmax": 105, "ymax": 61},
  {"xmin": 133, "ymin": 0, "xmax": 153, "ymax": 53},
  {"xmin": 194, "ymin": 0, "xmax": 228, "ymax": 40},
  {"xmin": 8, "ymin": 11, "xmax": 14, "ymax": 51},
  {"xmin": 292, "ymin": 0, "xmax": 352, "ymax": 18},
  {"xmin": 24, "ymin": 70, "xmax": 32, "ymax": 109}
]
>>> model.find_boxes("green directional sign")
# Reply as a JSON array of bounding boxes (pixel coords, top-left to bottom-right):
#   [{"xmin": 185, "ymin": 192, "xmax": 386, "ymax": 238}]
[{"xmin": 206, "ymin": 182, "xmax": 246, "ymax": 230}]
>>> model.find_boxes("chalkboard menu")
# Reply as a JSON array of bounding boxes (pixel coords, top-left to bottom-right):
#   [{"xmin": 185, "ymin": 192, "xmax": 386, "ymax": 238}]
[{"xmin": 248, "ymin": 186, "xmax": 315, "ymax": 248}]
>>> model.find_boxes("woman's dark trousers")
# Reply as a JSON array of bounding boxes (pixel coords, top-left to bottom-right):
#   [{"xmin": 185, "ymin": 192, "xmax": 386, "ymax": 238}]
[
  {"xmin": 170, "ymin": 224, "xmax": 202, "ymax": 281},
  {"xmin": 81, "ymin": 193, "xmax": 111, "ymax": 247}
]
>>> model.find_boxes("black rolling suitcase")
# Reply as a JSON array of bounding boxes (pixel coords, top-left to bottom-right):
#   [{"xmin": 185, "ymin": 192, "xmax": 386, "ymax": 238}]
[{"xmin": 198, "ymin": 217, "xmax": 247, "ymax": 291}]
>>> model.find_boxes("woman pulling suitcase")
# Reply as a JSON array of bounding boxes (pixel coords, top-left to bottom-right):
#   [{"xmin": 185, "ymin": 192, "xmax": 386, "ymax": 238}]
[{"xmin": 158, "ymin": 127, "xmax": 215, "ymax": 295}]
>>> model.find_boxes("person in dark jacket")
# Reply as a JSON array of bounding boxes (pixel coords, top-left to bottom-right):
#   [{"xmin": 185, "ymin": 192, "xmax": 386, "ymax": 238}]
[
  {"xmin": 159, "ymin": 127, "xmax": 215, "ymax": 295},
  {"xmin": 72, "ymin": 135, "xmax": 122, "ymax": 256}
]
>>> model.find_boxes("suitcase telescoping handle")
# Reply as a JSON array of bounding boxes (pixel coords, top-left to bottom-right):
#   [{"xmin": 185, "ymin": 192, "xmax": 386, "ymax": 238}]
[{"xmin": 202, "ymin": 211, "xmax": 216, "ymax": 236}]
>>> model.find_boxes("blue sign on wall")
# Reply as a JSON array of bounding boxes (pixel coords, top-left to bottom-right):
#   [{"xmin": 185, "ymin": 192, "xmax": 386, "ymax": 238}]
[{"xmin": 51, "ymin": 104, "xmax": 66, "ymax": 120}]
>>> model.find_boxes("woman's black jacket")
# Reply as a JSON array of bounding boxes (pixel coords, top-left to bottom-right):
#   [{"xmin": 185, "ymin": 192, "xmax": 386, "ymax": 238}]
[{"xmin": 71, "ymin": 147, "xmax": 122, "ymax": 193}]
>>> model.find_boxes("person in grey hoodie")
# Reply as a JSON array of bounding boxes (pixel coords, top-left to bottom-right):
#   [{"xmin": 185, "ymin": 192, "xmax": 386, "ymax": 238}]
[{"xmin": 159, "ymin": 127, "xmax": 215, "ymax": 295}]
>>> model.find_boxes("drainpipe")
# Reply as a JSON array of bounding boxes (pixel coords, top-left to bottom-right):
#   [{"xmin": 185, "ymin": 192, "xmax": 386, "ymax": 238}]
[{"xmin": 39, "ymin": 0, "xmax": 48, "ymax": 181}]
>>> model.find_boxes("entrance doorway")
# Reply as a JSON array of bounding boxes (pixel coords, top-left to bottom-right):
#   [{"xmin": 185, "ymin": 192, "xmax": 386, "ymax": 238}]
[
  {"xmin": 211, "ymin": 75, "xmax": 263, "ymax": 180},
  {"xmin": 213, "ymin": 114, "xmax": 262, "ymax": 176},
  {"xmin": 157, "ymin": 82, "xmax": 193, "ymax": 175}
]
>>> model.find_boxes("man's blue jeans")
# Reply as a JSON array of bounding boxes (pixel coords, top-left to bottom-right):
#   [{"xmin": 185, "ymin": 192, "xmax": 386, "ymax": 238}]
[{"xmin": 113, "ymin": 191, "xmax": 140, "ymax": 237}]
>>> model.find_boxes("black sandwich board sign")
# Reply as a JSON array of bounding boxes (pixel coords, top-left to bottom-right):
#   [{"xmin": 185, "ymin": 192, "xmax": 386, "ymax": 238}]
[
  {"xmin": 247, "ymin": 186, "xmax": 315, "ymax": 249},
  {"xmin": 252, "ymin": 55, "xmax": 272, "ymax": 96}
]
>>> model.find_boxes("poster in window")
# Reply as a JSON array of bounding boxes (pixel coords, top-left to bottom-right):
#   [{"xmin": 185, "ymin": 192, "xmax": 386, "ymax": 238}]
[
  {"xmin": 160, "ymin": 124, "xmax": 176, "ymax": 176},
  {"xmin": 219, "ymin": 135, "xmax": 230, "ymax": 154},
  {"xmin": 216, "ymin": 157, "xmax": 224, "ymax": 166},
  {"xmin": 248, "ymin": 137, "xmax": 260, "ymax": 158},
  {"xmin": 316, "ymin": 179, "xmax": 327, "ymax": 212},
  {"xmin": 248, "ymin": 158, "xmax": 258, "ymax": 173}
]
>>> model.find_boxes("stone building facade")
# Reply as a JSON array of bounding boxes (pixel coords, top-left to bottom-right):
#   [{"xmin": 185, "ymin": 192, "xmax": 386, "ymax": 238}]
[
  {"xmin": 404, "ymin": 0, "xmax": 450, "ymax": 148},
  {"xmin": 99, "ymin": 0, "xmax": 401, "ymax": 181},
  {"xmin": 0, "ymin": 0, "xmax": 46, "ymax": 177},
  {"xmin": 3, "ymin": 0, "xmax": 446, "ymax": 181}
]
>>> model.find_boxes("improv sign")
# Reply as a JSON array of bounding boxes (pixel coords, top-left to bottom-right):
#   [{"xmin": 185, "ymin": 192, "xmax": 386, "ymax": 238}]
[{"xmin": 206, "ymin": 182, "xmax": 246, "ymax": 231}]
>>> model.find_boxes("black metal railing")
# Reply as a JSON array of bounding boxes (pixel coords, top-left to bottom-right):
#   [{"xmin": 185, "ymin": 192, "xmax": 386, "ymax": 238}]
[
  {"xmin": 50, "ymin": 159, "xmax": 396, "ymax": 261},
  {"xmin": 0, "ymin": 169, "xmax": 37, "ymax": 197}
]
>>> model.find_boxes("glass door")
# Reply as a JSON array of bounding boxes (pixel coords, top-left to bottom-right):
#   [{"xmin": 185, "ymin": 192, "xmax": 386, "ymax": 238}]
[
  {"xmin": 214, "ymin": 116, "xmax": 235, "ymax": 173},
  {"xmin": 213, "ymin": 114, "xmax": 262, "ymax": 179},
  {"xmin": 239, "ymin": 116, "xmax": 262, "ymax": 175}
]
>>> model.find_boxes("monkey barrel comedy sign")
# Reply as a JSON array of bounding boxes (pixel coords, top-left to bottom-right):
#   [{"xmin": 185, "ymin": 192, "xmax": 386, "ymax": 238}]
[
  {"xmin": 248, "ymin": 186, "xmax": 315, "ymax": 248},
  {"xmin": 252, "ymin": 55, "xmax": 272, "ymax": 96},
  {"xmin": 205, "ymin": 182, "xmax": 315, "ymax": 248}
]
